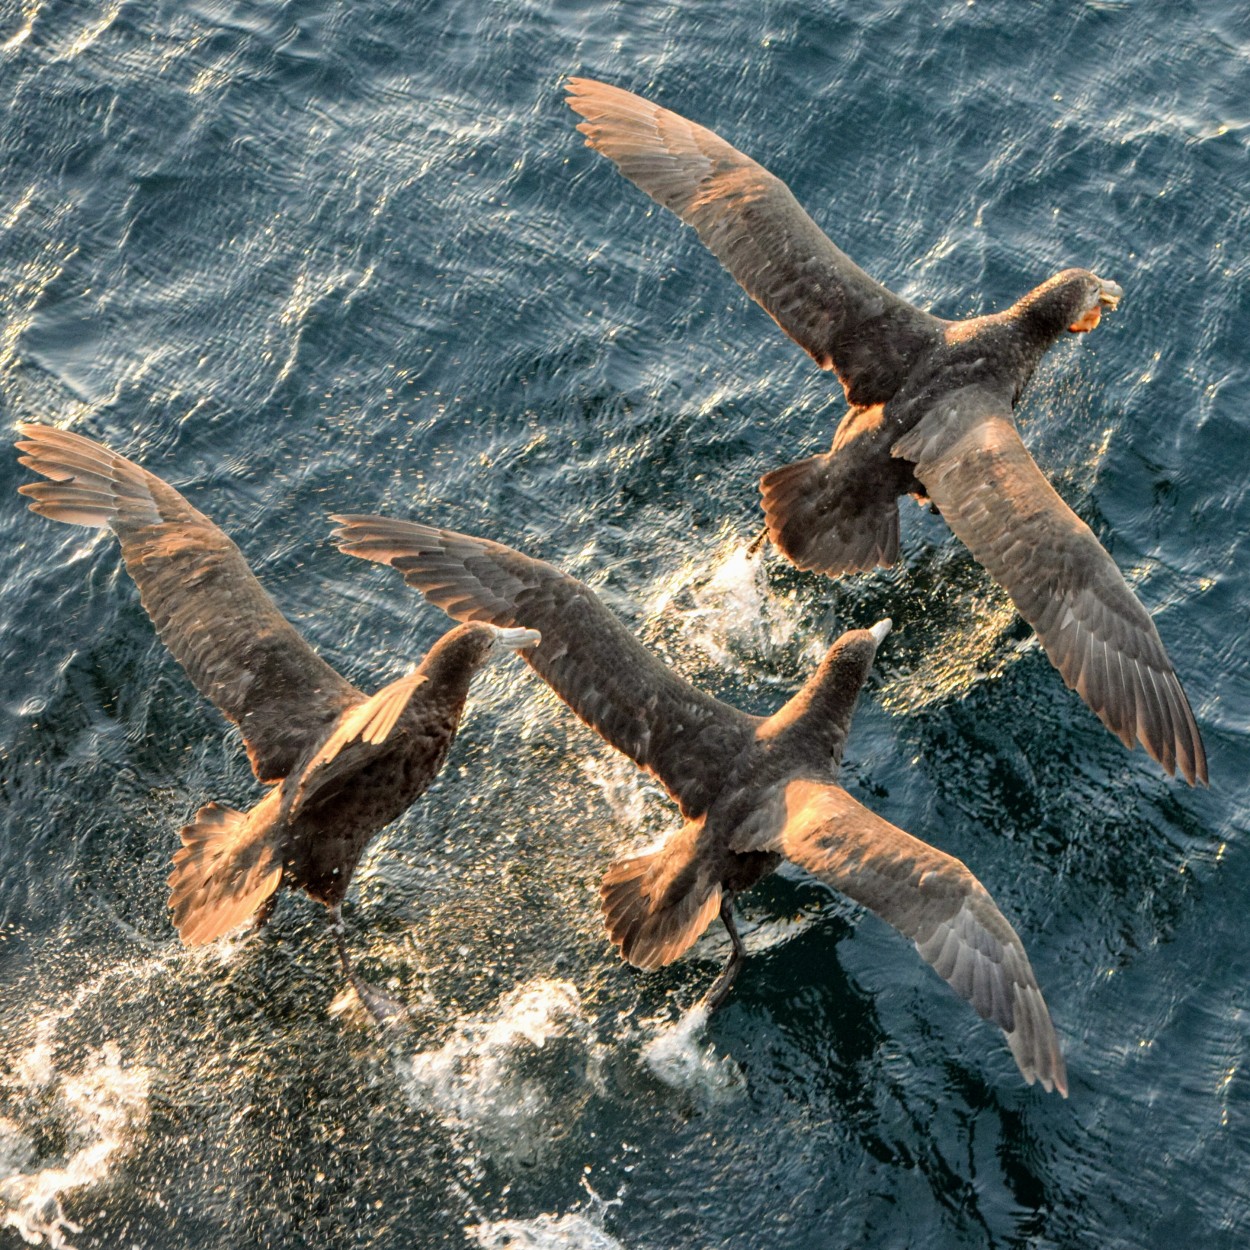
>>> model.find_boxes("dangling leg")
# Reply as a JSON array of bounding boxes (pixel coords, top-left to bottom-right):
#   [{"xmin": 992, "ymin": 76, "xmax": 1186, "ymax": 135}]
[
  {"xmin": 701, "ymin": 894, "xmax": 747, "ymax": 1013},
  {"xmin": 746, "ymin": 527, "xmax": 768, "ymax": 556},
  {"xmin": 329, "ymin": 904, "xmax": 408, "ymax": 1026},
  {"xmin": 250, "ymin": 891, "xmax": 279, "ymax": 934}
]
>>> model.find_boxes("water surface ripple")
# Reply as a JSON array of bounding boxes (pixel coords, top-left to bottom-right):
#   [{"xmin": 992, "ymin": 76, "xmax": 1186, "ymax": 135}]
[{"xmin": 1, "ymin": 2, "xmax": 1247, "ymax": 1247}]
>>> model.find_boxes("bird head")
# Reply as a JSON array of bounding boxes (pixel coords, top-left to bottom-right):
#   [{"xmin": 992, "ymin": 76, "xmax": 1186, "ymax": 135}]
[
  {"xmin": 1066, "ymin": 271, "xmax": 1123, "ymax": 333},
  {"xmin": 822, "ymin": 617, "xmax": 892, "ymax": 687},
  {"xmin": 424, "ymin": 621, "xmax": 541, "ymax": 684},
  {"xmin": 1014, "ymin": 269, "xmax": 1122, "ymax": 341}
]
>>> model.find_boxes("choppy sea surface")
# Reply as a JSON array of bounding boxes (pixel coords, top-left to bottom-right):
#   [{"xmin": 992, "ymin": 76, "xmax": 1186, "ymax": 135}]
[{"xmin": 1, "ymin": 1, "xmax": 1248, "ymax": 1246}]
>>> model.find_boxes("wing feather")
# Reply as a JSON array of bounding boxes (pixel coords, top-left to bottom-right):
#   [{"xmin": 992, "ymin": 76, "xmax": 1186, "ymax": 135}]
[
  {"xmin": 17, "ymin": 424, "xmax": 359, "ymax": 782},
  {"xmin": 285, "ymin": 670, "xmax": 428, "ymax": 819},
  {"xmin": 332, "ymin": 515, "xmax": 753, "ymax": 817},
  {"xmin": 567, "ymin": 77, "xmax": 941, "ymax": 405},
  {"xmin": 893, "ymin": 403, "xmax": 1206, "ymax": 785},
  {"xmin": 746, "ymin": 778, "xmax": 1067, "ymax": 1094}
]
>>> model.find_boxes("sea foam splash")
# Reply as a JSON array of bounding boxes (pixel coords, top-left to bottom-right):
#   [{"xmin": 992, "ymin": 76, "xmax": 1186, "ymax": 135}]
[
  {"xmin": 0, "ymin": 953, "xmax": 166, "ymax": 1249},
  {"xmin": 468, "ymin": 1211, "xmax": 627, "ymax": 1250},
  {"xmin": 647, "ymin": 540, "xmax": 799, "ymax": 667},
  {"xmin": 0, "ymin": 1039, "xmax": 151, "ymax": 1250},
  {"xmin": 639, "ymin": 1004, "xmax": 745, "ymax": 1106},
  {"xmin": 396, "ymin": 979, "xmax": 601, "ymax": 1168},
  {"xmin": 579, "ymin": 754, "xmax": 663, "ymax": 831}
]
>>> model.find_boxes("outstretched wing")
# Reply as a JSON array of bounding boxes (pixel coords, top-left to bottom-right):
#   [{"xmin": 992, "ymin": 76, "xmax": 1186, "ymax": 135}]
[
  {"xmin": 893, "ymin": 401, "xmax": 1206, "ymax": 786},
  {"xmin": 743, "ymin": 778, "xmax": 1066, "ymax": 1095},
  {"xmin": 17, "ymin": 424, "xmax": 360, "ymax": 783},
  {"xmin": 567, "ymin": 77, "xmax": 941, "ymax": 406},
  {"xmin": 331, "ymin": 515, "xmax": 754, "ymax": 817}
]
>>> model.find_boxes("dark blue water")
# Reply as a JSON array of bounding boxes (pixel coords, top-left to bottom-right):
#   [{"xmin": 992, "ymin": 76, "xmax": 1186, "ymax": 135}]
[{"xmin": 1, "ymin": 1, "xmax": 1247, "ymax": 1246}]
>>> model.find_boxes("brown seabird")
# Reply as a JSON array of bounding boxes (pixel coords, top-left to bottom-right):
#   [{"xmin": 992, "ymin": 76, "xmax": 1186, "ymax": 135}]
[
  {"xmin": 16, "ymin": 424, "xmax": 538, "ymax": 1020},
  {"xmin": 332, "ymin": 515, "xmax": 1067, "ymax": 1094},
  {"xmin": 566, "ymin": 77, "xmax": 1206, "ymax": 787}
]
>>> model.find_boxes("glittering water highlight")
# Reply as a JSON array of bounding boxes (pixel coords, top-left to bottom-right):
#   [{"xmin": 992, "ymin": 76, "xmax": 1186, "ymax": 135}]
[{"xmin": 2, "ymin": 1, "xmax": 1248, "ymax": 1246}]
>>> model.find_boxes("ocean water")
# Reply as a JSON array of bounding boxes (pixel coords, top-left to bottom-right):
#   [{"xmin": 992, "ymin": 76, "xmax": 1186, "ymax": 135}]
[{"xmin": 1, "ymin": 1, "xmax": 1247, "ymax": 1246}]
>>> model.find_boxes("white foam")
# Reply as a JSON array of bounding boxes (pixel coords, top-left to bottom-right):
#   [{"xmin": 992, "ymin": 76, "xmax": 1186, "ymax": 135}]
[
  {"xmin": 675, "ymin": 542, "xmax": 797, "ymax": 664},
  {"xmin": 643, "ymin": 539, "xmax": 798, "ymax": 670},
  {"xmin": 579, "ymin": 755, "xmax": 663, "ymax": 831},
  {"xmin": 396, "ymin": 979, "xmax": 601, "ymax": 1167},
  {"xmin": 0, "ymin": 1040, "xmax": 151, "ymax": 1250},
  {"xmin": 468, "ymin": 1211, "xmax": 626, "ymax": 1250},
  {"xmin": 639, "ymin": 1005, "xmax": 745, "ymax": 1105}
]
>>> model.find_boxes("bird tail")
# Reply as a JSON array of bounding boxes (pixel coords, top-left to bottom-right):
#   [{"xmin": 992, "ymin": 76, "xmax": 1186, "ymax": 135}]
[
  {"xmin": 760, "ymin": 451, "xmax": 900, "ymax": 576},
  {"xmin": 168, "ymin": 791, "xmax": 284, "ymax": 946},
  {"xmin": 601, "ymin": 819, "xmax": 722, "ymax": 971}
]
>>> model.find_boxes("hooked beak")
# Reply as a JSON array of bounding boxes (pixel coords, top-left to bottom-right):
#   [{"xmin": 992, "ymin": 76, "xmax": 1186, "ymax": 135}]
[
  {"xmin": 1095, "ymin": 276, "xmax": 1123, "ymax": 309},
  {"xmin": 491, "ymin": 625, "xmax": 541, "ymax": 650},
  {"xmin": 869, "ymin": 618, "xmax": 892, "ymax": 646}
]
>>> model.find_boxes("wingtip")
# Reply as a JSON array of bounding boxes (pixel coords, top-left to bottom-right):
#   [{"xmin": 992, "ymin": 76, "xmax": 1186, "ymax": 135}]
[
  {"xmin": 564, "ymin": 75, "xmax": 602, "ymax": 116},
  {"xmin": 1184, "ymin": 725, "xmax": 1209, "ymax": 788},
  {"xmin": 13, "ymin": 419, "xmax": 54, "ymax": 448},
  {"xmin": 329, "ymin": 513, "xmax": 398, "ymax": 559},
  {"xmin": 1039, "ymin": 1065, "xmax": 1070, "ymax": 1099},
  {"xmin": 565, "ymin": 74, "xmax": 619, "ymax": 101},
  {"xmin": 1028, "ymin": 1050, "xmax": 1070, "ymax": 1098},
  {"xmin": 328, "ymin": 512, "xmax": 368, "ymax": 541},
  {"xmin": 1142, "ymin": 680, "xmax": 1208, "ymax": 788}
]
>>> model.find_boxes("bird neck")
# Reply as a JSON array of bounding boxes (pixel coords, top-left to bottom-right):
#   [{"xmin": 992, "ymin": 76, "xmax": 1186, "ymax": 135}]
[
  {"xmin": 1009, "ymin": 271, "xmax": 1091, "ymax": 352},
  {"xmin": 758, "ymin": 643, "xmax": 872, "ymax": 768},
  {"xmin": 414, "ymin": 623, "xmax": 494, "ymax": 707}
]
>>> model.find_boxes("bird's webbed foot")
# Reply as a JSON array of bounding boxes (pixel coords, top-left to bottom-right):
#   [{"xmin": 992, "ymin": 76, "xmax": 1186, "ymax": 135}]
[
  {"xmin": 348, "ymin": 977, "xmax": 410, "ymax": 1026},
  {"xmin": 700, "ymin": 895, "xmax": 747, "ymax": 1014},
  {"xmin": 907, "ymin": 483, "xmax": 938, "ymax": 515},
  {"xmin": 329, "ymin": 905, "xmax": 409, "ymax": 1027}
]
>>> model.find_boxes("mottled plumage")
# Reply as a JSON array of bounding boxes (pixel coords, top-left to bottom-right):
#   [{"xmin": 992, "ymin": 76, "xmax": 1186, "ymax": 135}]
[
  {"xmin": 334, "ymin": 515, "xmax": 1066, "ymax": 1095},
  {"xmin": 567, "ymin": 77, "xmax": 1205, "ymax": 787},
  {"xmin": 17, "ymin": 425, "xmax": 537, "ymax": 1017}
]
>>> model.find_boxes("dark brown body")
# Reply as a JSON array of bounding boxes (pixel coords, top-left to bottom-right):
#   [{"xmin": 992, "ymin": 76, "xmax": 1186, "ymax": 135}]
[
  {"xmin": 17, "ymin": 425, "xmax": 533, "ymax": 1016},
  {"xmin": 163, "ymin": 619, "xmax": 508, "ymax": 948},
  {"xmin": 334, "ymin": 516, "xmax": 1069, "ymax": 1093},
  {"xmin": 762, "ymin": 274, "xmax": 1106, "ymax": 575},
  {"xmin": 653, "ymin": 629, "xmax": 880, "ymax": 913},
  {"xmin": 284, "ymin": 641, "xmax": 477, "ymax": 906},
  {"xmin": 568, "ymin": 77, "xmax": 1205, "ymax": 786}
]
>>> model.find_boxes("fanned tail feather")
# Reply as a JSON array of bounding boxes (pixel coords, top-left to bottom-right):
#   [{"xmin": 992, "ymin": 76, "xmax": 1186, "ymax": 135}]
[
  {"xmin": 601, "ymin": 821, "xmax": 722, "ymax": 971},
  {"xmin": 168, "ymin": 795, "xmax": 284, "ymax": 945},
  {"xmin": 760, "ymin": 453, "xmax": 899, "ymax": 576}
]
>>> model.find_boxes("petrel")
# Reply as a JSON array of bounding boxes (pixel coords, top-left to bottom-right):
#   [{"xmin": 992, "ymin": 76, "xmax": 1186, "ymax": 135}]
[
  {"xmin": 567, "ymin": 77, "xmax": 1205, "ymax": 787},
  {"xmin": 334, "ymin": 515, "xmax": 1067, "ymax": 1093},
  {"xmin": 17, "ymin": 425, "xmax": 538, "ymax": 1019}
]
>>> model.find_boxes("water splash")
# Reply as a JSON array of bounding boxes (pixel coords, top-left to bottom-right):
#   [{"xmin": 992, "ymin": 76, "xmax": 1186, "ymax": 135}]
[
  {"xmin": 396, "ymin": 979, "xmax": 602, "ymax": 1168},
  {"xmin": 0, "ymin": 1040, "xmax": 151, "ymax": 1249},
  {"xmin": 468, "ymin": 1211, "xmax": 627, "ymax": 1250},
  {"xmin": 468, "ymin": 1177, "xmax": 625, "ymax": 1249},
  {"xmin": 639, "ymin": 1005, "xmax": 745, "ymax": 1106},
  {"xmin": 645, "ymin": 539, "xmax": 799, "ymax": 666},
  {"xmin": 579, "ymin": 755, "xmax": 664, "ymax": 832},
  {"xmin": 0, "ymin": 950, "xmax": 173, "ymax": 1249}
]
